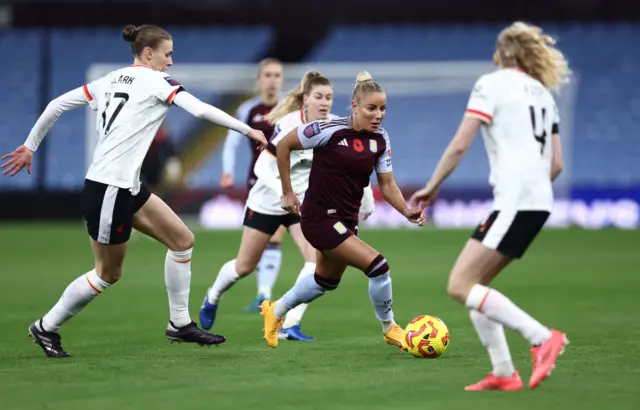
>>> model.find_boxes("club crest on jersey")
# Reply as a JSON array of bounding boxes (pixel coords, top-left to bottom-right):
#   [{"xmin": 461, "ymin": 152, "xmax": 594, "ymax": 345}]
[
  {"xmin": 303, "ymin": 122, "xmax": 321, "ymax": 138},
  {"xmin": 164, "ymin": 77, "xmax": 181, "ymax": 87},
  {"xmin": 333, "ymin": 222, "xmax": 347, "ymax": 234},
  {"xmin": 369, "ymin": 140, "xmax": 378, "ymax": 153}
]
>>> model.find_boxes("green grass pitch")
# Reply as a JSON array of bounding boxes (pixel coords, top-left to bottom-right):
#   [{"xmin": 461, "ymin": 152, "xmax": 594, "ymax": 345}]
[{"xmin": 0, "ymin": 224, "xmax": 639, "ymax": 409}]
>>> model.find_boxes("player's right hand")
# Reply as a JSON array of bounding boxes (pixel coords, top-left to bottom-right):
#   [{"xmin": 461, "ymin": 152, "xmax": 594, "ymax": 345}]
[
  {"xmin": 1, "ymin": 145, "xmax": 33, "ymax": 177},
  {"xmin": 409, "ymin": 185, "xmax": 439, "ymax": 209},
  {"xmin": 220, "ymin": 172, "xmax": 234, "ymax": 189},
  {"xmin": 246, "ymin": 129, "xmax": 268, "ymax": 150},
  {"xmin": 281, "ymin": 192, "xmax": 301, "ymax": 216}
]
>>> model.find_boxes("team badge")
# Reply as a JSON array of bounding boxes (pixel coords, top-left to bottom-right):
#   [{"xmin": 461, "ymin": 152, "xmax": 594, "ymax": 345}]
[
  {"xmin": 369, "ymin": 140, "xmax": 378, "ymax": 152},
  {"xmin": 333, "ymin": 222, "xmax": 347, "ymax": 234},
  {"xmin": 303, "ymin": 122, "xmax": 321, "ymax": 138}
]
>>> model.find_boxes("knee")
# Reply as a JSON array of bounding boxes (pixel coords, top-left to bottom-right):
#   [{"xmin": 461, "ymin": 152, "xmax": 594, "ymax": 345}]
[
  {"xmin": 172, "ymin": 229, "xmax": 195, "ymax": 252},
  {"xmin": 447, "ymin": 276, "xmax": 474, "ymax": 304},
  {"xmin": 314, "ymin": 273, "xmax": 340, "ymax": 291},
  {"xmin": 95, "ymin": 264, "xmax": 123, "ymax": 284},
  {"xmin": 234, "ymin": 258, "xmax": 256, "ymax": 277},
  {"xmin": 364, "ymin": 254, "xmax": 390, "ymax": 278}
]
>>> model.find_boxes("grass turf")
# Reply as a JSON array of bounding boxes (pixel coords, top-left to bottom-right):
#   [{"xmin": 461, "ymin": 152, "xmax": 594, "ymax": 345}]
[{"xmin": 0, "ymin": 224, "xmax": 638, "ymax": 409}]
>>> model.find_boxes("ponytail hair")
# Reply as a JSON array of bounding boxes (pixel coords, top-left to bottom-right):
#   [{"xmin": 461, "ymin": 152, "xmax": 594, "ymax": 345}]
[
  {"xmin": 266, "ymin": 71, "xmax": 332, "ymax": 123},
  {"xmin": 497, "ymin": 22, "xmax": 570, "ymax": 90},
  {"xmin": 122, "ymin": 24, "xmax": 172, "ymax": 57},
  {"xmin": 352, "ymin": 71, "xmax": 384, "ymax": 101}
]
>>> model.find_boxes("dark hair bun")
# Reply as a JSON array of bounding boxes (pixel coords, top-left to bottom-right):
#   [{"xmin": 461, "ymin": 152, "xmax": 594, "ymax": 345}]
[{"xmin": 122, "ymin": 25, "xmax": 138, "ymax": 42}]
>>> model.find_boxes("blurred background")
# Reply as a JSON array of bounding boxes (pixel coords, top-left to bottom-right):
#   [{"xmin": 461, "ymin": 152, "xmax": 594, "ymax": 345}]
[{"xmin": 1, "ymin": 0, "xmax": 639, "ymax": 229}]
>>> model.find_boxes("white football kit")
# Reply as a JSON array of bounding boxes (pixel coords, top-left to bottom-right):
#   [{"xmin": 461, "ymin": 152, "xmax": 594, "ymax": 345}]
[
  {"xmin": 83, "ymin": 65, "xmax": 183, "ymax": 195},
  {"xmin": 246, "ymin": 109, "xmax": 327, "ymax": 216},
  {"xmin": 466, "ymin": 68, "xmax": 560, "ymax": 258},
  {"xmin": 466, "ymin": 68, "xmax": 559, "ymax": 211},
  {"xmin": 23, "ymin": 64, "xmax": 251, "ymax": 244}
]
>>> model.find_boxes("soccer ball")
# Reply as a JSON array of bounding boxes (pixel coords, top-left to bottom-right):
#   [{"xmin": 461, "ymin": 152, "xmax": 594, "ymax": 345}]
[{"xmin": 404, "ymin": 315, "xmax": 450, "ymax": 358}]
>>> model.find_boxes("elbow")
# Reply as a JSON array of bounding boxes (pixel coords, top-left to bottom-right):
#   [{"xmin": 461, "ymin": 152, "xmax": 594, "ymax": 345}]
[
  {"xmin": 551, "ymin": 162, "xmax": 563, "ymax": 179},
  {"xmin": 47, "ymin": 99, "xmax": 65, "ymax": 117},
  {"xmin": 449, "ymin": 143, "xmax": 467, "ymax": 157},
  {"xmin": 552, "ymin": 157, "xmax": 564, "ymax": 175},
  {"xmin": 192, "ymin": 106, "xmax": 206, "ymax": 119}
]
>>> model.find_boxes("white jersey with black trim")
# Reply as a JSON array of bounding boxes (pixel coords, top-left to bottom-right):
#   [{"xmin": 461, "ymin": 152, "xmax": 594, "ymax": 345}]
[
  {"xmin": 246, "ymin": 110, "xmax": 339, "ymax": 215},
  {"xmin": 466, "ymin": 68, "xmax": 560, "ymax": 211},
  {"xmin": 83, "ymin": 65, "xmax": 183, "ymax": 195}
]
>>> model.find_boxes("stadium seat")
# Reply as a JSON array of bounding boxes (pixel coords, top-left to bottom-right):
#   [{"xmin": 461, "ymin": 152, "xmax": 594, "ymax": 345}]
[
  {"xmin": 0, "ymin": 30, "xmax": 42, "ymax": 189},
  {"xmin": 302, "ymin": 23, "xmax": 640, "ymax": 188}
]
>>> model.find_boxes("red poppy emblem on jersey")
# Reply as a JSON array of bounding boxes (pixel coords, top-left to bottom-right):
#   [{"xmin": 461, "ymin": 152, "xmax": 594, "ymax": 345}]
[
  {"xmin": 353, "ymin": 138, "xmax": 364, "ymax": 152},
  {"xmin": 303, "ymin": 123, "xmax": 321, "ymax": 138}
]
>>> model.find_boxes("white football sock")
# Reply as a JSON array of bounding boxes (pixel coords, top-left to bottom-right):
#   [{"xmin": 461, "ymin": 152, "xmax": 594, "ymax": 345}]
[
  {"xmin": 368, "ymin": 272, "xmax": 396, "ymax": 333},
  {"xmin": 466, "ymin": 284, "xmax": 552, "ymax": 346},
  {"xmin": 275, "ymin": 273, "xmax": 333, "ymax": 318},
  {"xmin": 42, "ymin": 269, "xmax": 111, "ymax": 333},
  {"xmin": 282, "ymin": 262, "xmax": 315, "ymax": 328},
  {"xmin": 207, "ymin": 259, "xmax": 242, "ymax": 304},
  {"xmin": 470, "ymin": 310, "xmax": 515, "ymax": 377},
  {"xmin": 165, "ymin": 248, "xmax": 193, "ymax": 328},
  {"xmin": 256, "ymin": 243, "xmax": 282, "ymax": 299}
]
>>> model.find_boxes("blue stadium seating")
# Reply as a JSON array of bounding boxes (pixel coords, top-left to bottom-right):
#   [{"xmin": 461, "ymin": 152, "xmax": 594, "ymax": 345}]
[
  {"xmin": 45, "ymin": 27, "xmax": 273, "ymax": 188},
  {"xmin": 303, "ymin": 22, "xmax": 640, "ymax": 188},
  {"xmin": 2, "ymin": 24, "xmax": 639, "ymax": 191},
  {"xmin": 0, "ymin": 30, "xmax": 42, "ymax": 189}
]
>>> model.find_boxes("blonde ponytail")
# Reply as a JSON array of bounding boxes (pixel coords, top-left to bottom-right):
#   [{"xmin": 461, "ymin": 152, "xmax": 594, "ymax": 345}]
[
  {"xmin": 497, "ymin": 22, "xmax": 570, "ymax": 90},
  {"xmin": 352, "ymin": 71, "xmax": 384, "ymax": 101},
  {"xmin": 266, "ymin": 71, "xmax": 331, "ymax": 124}
]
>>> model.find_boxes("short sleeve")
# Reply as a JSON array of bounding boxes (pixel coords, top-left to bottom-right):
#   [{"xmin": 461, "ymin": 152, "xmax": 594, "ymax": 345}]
[
  {"xmin": 82, "ymin": 79, "xmax": 102, "ymax": 111},
  {"xmin": 552, "ymin": 101, "xmax": 560, "ymax": 134},
  {"xmin": 375, "ymin": 130, "xmax": 393, "ymax": 174},
  {"xmin": 150, "ymin": 74, "xmax": 185, "ymax": 104},
  {"xmin": 465, "ymin": 76, "xmax": 495, "ymax": 124},
  {"xmin": 297, "ymin": 120, "xmax": 336, "ymax": 149}
]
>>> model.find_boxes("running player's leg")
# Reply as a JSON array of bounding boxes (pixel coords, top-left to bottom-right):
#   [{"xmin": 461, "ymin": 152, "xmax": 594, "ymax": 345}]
[
  {"xmin": 30, "ymin": 181, "xmax": 130, "ymax": 357},
  {"xmin": 201, "ymin": 208, "xmax": 279, "ymax": 328},
  {"xmin": 262, "ymin": 250, "xmax": 346, "ymax": 348},
  {"xmin": 450, "ymin": 210, "xmax": 566, "ymax": 389},
  {"xmin": 279, "ymin": 222, "xmax": 317, "ymax": 341},
  {"xmin": 206, "ymin": 226, "xmax": 271, "ymax": 306},
  {"xmin": 247, "ymin": 225, "xmax": 286, "ymax": 311},
  {"xmin": 132, "ymin": 193, "xmax": 224, "ymax": 346},
  {"xmin": 322, "ymin": 235, "xmax": 407, "ymax": 350}
]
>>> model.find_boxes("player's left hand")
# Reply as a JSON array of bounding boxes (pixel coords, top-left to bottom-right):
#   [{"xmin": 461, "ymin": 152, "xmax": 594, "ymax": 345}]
[
  {"xmin": 1, "ymin": 145, "xmax": 33, "ymax": 177},
  {"xmin": 246, "ymin": 129, "xmax": 268, "ymax": 150},
  {"xmin": 403, "ymin": 207, "xmax": 426, "ymax": 226},
  {"xmin": 281, "ymin": 192, "xmax": 301, "ymax": 216}
]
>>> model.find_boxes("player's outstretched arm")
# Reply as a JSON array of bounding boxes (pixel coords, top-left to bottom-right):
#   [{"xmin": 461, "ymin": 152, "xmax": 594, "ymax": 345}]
[
  {"xmin": 410, "ymin": 116, "xmax": 481, "ymax": 208},
  {"xmin": 377, "ymin": 171, "xmax": 424, "ymax": 225},
  {"xmin": 276, "ymin": 129, "xmax": 304, "ymax": 215},
  {"xmin": 173, "ymin": 92, "xmax": 267, "ymax": 148},
  {"xmin": 1, "ymin": 87, "xmax": 88, "ymax": 177}
]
